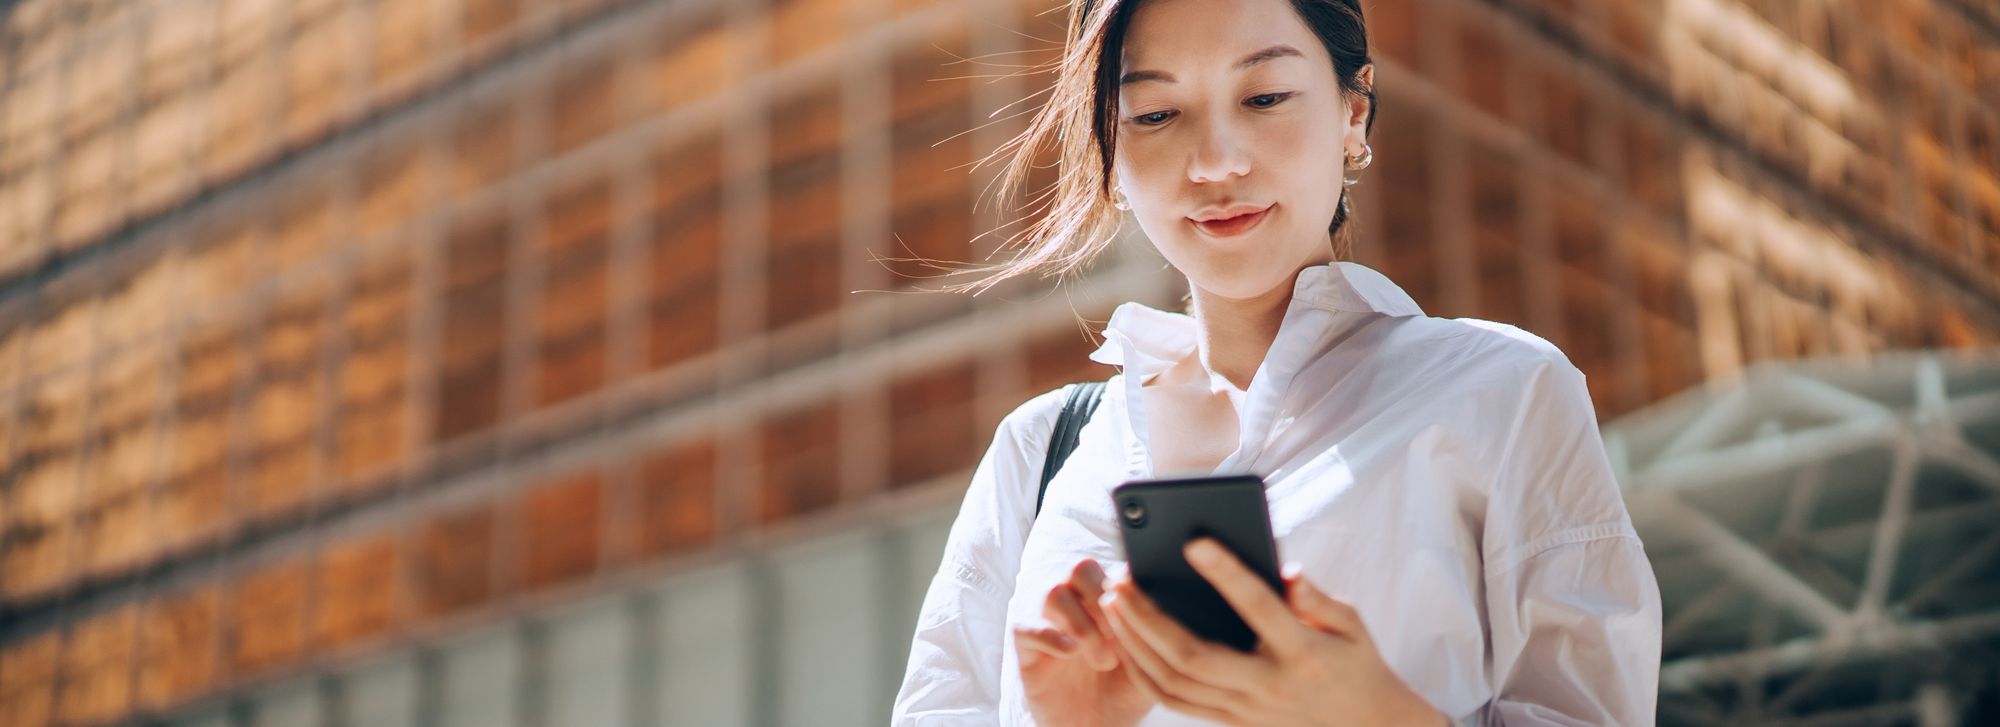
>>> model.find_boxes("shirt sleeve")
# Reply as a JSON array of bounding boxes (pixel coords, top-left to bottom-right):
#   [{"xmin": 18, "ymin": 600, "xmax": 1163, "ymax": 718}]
[
  {"xmin": 1479, "ymin": 359, "xmax": 1663, "ymax": 726},
  {"xmin": 891, "ymin": 388, "xmax": 1066, "ymax": 726}
]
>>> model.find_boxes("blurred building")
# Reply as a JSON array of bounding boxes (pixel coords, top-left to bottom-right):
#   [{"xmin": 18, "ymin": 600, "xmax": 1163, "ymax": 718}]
[{"xmin": 0, "ymin": 0, "xmax": 1994, "ymax": 725}]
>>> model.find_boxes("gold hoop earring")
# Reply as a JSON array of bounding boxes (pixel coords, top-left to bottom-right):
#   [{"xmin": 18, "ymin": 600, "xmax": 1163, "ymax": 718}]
[{"xmin": 1343, "ymin": 143, "xmax": 1373, "ymax": 187}]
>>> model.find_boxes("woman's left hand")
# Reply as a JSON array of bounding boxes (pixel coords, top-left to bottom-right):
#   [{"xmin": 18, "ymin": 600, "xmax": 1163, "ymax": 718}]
[{"xmin": 1097, "ymin": 538, "xmax": 1449, "ymax": 727}]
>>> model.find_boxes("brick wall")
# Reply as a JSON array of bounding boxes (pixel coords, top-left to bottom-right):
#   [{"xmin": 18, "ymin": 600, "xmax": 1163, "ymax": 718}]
[{"xmin": 0, "ymin": 0, "xmax": 1996, "ymax": 723}]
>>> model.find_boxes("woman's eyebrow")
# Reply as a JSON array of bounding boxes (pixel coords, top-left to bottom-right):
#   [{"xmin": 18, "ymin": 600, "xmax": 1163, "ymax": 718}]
[{"xmin": 1119, "ymin": 45, "xmax": 1305, "ymax": 86}]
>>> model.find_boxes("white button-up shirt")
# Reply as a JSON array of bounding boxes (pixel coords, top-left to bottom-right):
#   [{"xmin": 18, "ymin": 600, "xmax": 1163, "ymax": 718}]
[{"xmin": 893, "ymin": 261, "xmax": 1662, "ymax": 726}]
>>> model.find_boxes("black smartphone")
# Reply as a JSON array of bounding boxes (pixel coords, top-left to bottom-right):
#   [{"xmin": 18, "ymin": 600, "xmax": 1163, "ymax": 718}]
[{"xmin": 1112, "ymin": 474, "xmax": 1284, "ymax": 652}]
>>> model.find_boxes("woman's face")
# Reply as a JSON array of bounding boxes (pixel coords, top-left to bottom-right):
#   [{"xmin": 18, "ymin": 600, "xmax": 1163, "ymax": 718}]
[{"xmin": 1112, "ymin": 0, "xmax": 1370, "ymax": 301}]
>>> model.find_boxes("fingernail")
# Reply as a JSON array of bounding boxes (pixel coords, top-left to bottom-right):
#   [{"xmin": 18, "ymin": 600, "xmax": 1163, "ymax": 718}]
[{"xmin": 1185, "ymin": 539, "xmax": 1220, "ymax": 564}]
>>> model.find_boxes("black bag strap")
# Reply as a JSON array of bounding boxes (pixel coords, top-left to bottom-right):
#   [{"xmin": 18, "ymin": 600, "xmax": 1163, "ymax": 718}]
[{"xmin": 1036, "ymin": 381, "xmax": 1107, "ymax": 517}]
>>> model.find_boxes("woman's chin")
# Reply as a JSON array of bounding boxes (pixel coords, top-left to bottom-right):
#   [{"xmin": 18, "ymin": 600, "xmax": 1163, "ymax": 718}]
[
  {"xmin": 1181, "ymin": 268, "xmax": 1296, "ymax": 303},
  {"xmin": 1171, "ymin": 251, "xmax": 1330, "ymax": 303}
]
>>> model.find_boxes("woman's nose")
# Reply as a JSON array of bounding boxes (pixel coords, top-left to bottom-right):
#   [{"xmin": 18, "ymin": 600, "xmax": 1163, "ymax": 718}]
[{"xmin": 1187, "ymin": 118, "xmax": 1252, "ymax": 184}]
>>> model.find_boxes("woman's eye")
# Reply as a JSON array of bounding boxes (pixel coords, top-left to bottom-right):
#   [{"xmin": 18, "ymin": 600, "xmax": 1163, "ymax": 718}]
[
  {"xmin": 1246, "ymin": 92, "xmax": 1292, "ymax": 109},
  {"xmin": 1130, "ymin": 94, "xmax": 1284, "ymax": 125}
]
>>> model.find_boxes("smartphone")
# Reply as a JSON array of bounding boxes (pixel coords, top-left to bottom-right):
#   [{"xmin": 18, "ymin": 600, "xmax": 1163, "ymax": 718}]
[{"xmin": 1112, "ymin": 474, "xmax": 1284, "ymax": 652}]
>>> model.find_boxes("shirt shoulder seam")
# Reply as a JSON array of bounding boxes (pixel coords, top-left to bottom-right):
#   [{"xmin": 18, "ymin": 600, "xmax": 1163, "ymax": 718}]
[
  {"xmin": 1484, "ymin": 522, "xmax": 1639, "ymax": 579},
  {"xmin": 944, "ymin": 558, "xmax": 1013, "ymax": 601}
]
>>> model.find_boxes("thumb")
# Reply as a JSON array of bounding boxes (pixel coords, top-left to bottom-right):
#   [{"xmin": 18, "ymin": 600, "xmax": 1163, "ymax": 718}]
[{"xmin": 1288, "ymin": 574, "xmax": 1365, "ymax": 639}]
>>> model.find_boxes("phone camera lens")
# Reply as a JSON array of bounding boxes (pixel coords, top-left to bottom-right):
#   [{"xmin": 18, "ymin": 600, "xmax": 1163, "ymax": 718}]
[{"xmin": 1120, "ymin": 499, "xmax": 1147, "ymax": 527}]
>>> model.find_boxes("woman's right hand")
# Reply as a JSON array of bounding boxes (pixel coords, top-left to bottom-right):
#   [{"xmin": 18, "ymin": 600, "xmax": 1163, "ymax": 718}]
[{"xmin": 1013, "ymin": 559, "xmax": 1155, "ymax": 727}]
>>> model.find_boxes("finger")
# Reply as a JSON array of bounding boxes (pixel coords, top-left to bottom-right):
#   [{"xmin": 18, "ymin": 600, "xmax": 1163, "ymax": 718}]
[
  {"xmin": 1288, "ymin": 575, "xmax": 1368, "ymax": 640},
  {"xmin": 1103, "ymin": 582, "xmax": 1269, "ymax": 693},
  {"xmin": 1184, "ymin": 538, "xmax": 1308, "ymax": 653},
  {"xmin": 1280, "ymin": 564, "xmax": 1332, "ymax": 633},
  {"xmin": 1013, "ymin": 623, "xmax": 1078, "ymax": 659},
  {"xmin": 1103, "ymin": 598, "xmax": 1246, "ymax": 724},
  {"xmin": 1070, "ymin": 558, "xmax": 1111, "ymax": 599},
  {"xmin": 1281, "ymin": 561, "xmax": 1305, "ymax": 583},
  {"xmin": 1127, "ymin": 661, "xmax": 1242, "ymax": 726},
  {"xmin": 1045, "ymin": 584, "xmax": 1118, "ymax": 671},
  {"xmin": 1108, "ymin": 628, "xmax": 1171, "ymax": 704},
  {"xmin": 1069, "ymin": 560, "xmax": 1114, "ymax": 629},
  {"xmin": 1067, "ymin": 560, "xmax": 1122, "ymax": 668}
]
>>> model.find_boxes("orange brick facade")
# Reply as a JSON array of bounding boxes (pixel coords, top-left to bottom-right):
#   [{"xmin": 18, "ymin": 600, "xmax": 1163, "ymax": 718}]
[{"xmin": 0, "ymin": 0, "xmax": 1996, "ymax": 722}]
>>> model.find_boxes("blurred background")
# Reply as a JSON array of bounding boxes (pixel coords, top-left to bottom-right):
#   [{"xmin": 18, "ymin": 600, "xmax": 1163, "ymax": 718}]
[{"xmin": 0, "ymin": 0, "xmax": 1997, "ymax": 725}]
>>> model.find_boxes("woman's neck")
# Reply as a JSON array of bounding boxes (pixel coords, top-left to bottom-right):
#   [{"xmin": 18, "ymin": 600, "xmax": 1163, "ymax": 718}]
[{"xmin": 1183, "ymin": 271, "xmax": 1302, "ymax": 392}]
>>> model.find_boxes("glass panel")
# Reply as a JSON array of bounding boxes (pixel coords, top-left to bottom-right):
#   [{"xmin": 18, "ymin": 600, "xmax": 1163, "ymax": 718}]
[
  {"xmin": 168, "ymin": 705, "xmax": 235, "ymax": 727},
  {"xmin": 651, "ymin": 563, "xmax": 754, "ymax": 727},
  {"xmin": 437, "ymin": 629, "xmax": 519, "ymax": 727},
  {"xmin": 891, "ymin": 509, "xmax": 956, "ymax": 639},
  {"xmin": 340, "ymin": 653, "xmax": 417, "ymax": 727},
  {"xmin": 546, "ymin": 599, "xmax": 632, "ymax": 726},
  {"xmin": 246, "ymin": 681, "xmax": 320, "ymax": 727},
  {"xmin": 771, "ymin": 531, "xmax": 883, "ymax": 727}
]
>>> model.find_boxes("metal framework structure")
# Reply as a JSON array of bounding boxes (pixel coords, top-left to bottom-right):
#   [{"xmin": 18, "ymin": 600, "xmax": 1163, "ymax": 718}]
[{"xmin": 1610, "ymin": 351, "xmax": 2000, "ymax": 726}]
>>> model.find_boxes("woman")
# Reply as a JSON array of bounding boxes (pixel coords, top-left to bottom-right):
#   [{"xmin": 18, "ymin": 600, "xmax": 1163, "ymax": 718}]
[{"xmin": 892, "ymin": 0, "xmax": 1661, "ymax": 724}]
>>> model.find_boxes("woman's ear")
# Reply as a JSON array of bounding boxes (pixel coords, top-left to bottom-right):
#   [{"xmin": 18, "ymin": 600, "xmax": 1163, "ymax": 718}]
[{"xmin": 1345, "ymin": 64, "xmax": 1375, "ymax": 148}]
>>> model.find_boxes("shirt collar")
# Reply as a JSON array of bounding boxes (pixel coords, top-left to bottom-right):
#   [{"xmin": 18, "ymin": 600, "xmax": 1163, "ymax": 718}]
[{"xmin": 1086, "ymin": 261, "xmax": 1425, "ymax": 379}]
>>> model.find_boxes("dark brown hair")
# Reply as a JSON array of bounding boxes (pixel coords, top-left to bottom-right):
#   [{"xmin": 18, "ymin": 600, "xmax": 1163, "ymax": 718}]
[{"xmin": 949, "ymin": 0, "xmax": 1376, "ymax": 295}]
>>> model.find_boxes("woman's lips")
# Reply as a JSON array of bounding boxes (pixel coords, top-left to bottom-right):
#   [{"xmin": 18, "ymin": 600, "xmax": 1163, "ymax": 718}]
[{"xmin": 1188, "ymin": 205, "xmax": 1272, "ymax": 238}]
